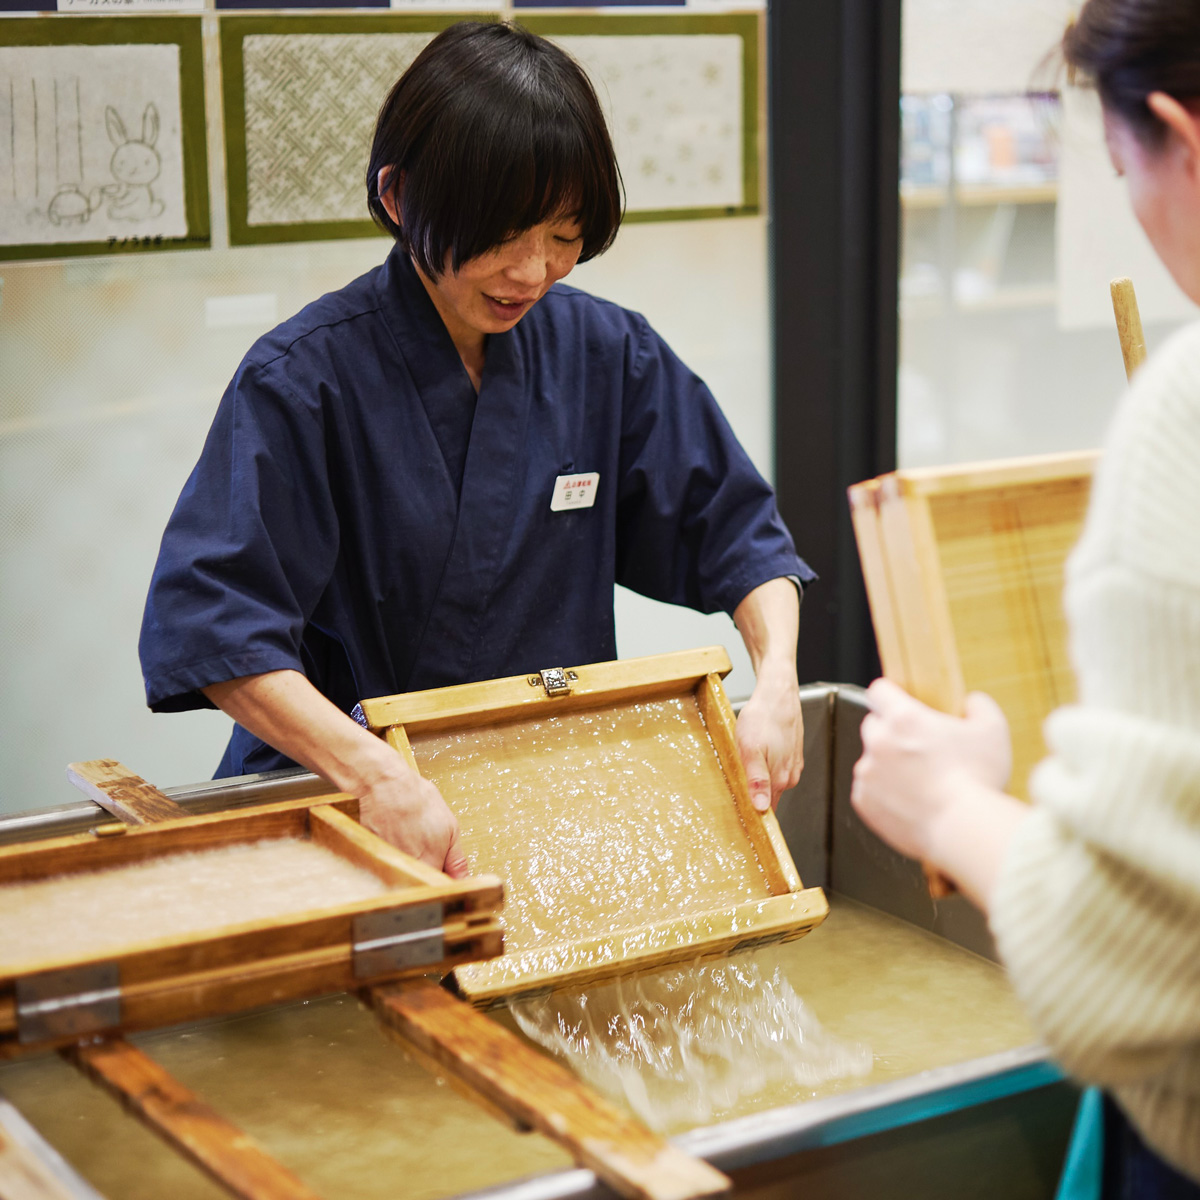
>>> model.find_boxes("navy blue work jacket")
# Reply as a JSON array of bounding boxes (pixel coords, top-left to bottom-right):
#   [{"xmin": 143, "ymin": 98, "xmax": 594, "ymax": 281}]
[{"xmin": 140, "ymin": 247, "xmax": 813, "ymax": 776}]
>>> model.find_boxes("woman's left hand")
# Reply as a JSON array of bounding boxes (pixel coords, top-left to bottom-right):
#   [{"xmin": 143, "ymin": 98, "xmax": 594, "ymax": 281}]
[
  {"xmin": 851, "ymin": 678, "xmax": 1012, "ymax": 862},
  {"xmin": 736, "ymin": 662, "xmax": 804, "ymax": 812}
]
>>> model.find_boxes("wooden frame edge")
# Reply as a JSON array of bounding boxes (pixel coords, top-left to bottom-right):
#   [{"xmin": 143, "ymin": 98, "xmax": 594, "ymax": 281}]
[
  {"xmin": 452, "ymin": 888, "xmax": 828, "ymax": 1007},
  {"xmin": 693, "ymin": 674, "xmax": 800, "ymax": 894},
  {"xmin": 360, "ymin": 647, "xmax": 733, "ymax": 731}
]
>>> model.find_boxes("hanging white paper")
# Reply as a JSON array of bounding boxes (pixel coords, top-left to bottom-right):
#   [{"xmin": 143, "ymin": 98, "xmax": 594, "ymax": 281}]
[
  {"xmin": 1056, "ymin": 88, "xmax": 1196, "ymax": 330},
  {"xmin": 554, "ymin": 34, "xmax": 744, "ymax": 213},
  {"xmin": 0, "ymin": 44, "xmax": 186, "ymax": 247}
]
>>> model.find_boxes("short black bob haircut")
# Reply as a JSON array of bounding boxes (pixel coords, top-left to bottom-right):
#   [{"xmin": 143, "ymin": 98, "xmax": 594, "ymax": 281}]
[{"xmin": 367, "ymin": 21, "xmax": 624, "ymax": 278}]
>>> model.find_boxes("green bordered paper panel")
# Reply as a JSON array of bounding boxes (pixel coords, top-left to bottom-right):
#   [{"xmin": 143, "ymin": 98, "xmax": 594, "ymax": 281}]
[
  {"xmin": 220, "ymin": 11, "xmax": 760, "ymax": 248},
  {"xmin": 0, "ymin": 18, "xmax": 209, "ymax": 264}
]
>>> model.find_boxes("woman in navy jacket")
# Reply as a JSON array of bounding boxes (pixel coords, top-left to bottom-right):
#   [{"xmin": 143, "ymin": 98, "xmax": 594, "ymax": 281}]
[{"xmin": 141, "ymin": 21, "xmax": 813, "ymax": 877}]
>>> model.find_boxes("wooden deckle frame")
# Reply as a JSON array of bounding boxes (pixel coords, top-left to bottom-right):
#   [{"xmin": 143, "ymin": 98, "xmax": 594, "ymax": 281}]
[
  {"xmin": 849, "ymin": 451, "xmax": 1097, "ymax": 801},
  {"xmin": 0, "ymin": 780, "xmax": 503, "ymax": 1060},
  {"xmin": 361, "ymin": 646, "xmax": 828, "ymax": 1006}
]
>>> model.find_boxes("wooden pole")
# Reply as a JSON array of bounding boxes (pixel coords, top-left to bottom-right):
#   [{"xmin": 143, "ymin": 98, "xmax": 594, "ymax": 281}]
[{"xmin": 1110, "ymin": 276, "xmax": 1147, "ymax": 381}]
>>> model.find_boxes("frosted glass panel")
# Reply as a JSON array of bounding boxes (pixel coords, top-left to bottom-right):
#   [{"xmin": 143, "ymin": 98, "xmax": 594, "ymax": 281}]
[{"xmin": 899, "ymin": 4, "xmax": 1195, "ymax": 470}]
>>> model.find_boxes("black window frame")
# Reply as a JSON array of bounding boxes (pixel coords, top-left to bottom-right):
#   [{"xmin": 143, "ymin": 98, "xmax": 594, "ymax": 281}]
[{"xmin": 770, "ymin": 0, "xmax": 902, "ymax": 687}]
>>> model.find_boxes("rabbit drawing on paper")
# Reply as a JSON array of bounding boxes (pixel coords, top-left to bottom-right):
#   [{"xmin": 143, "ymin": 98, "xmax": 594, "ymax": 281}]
[{"xmin": 95, "ymin": 103, "xmax": 166, "ymax": 221}]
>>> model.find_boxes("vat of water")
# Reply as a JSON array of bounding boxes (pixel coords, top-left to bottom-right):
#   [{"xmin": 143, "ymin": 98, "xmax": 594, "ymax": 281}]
[{"xmin": 0, "ymin": 684, "xmax": 1077, "ymax": 1200}]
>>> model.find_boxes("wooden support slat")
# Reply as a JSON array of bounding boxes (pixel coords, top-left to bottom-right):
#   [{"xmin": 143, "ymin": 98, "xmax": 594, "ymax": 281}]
[
  {"xmin": 369, "ymin": 980, "xmax": 731, "ymax": 1200},
  {"xmin": 66, "ymin": 761, "xmax": 188, "ymax": 825},
  {"xmin": 1111, "ymin": 276, "xmax": 1147, "ymax": 381},
  {"xmin": 65, "ymin": 1038, "xmax": 320, "ymax": 1200}
]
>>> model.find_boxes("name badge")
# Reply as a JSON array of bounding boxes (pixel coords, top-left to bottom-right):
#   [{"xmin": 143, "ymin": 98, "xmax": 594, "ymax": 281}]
[{"xmin": 550, "ymin": 472, "xmax": 600, "ymax": 512}]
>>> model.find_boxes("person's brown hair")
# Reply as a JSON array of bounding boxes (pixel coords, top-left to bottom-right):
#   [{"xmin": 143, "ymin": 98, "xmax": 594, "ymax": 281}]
[
  {"xmin": 1063, "ymin": 0, "xmax": 1200, "ymax": 144},
  {"xmin": 366, "ymin": 21, "xmax": 623, "ymax": 277}
]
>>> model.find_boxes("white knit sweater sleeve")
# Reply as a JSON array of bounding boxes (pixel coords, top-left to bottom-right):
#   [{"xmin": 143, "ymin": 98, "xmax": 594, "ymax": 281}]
[{"xmin": 990, "ymin": 321, "xmax": 1200, "ymax": 1181}]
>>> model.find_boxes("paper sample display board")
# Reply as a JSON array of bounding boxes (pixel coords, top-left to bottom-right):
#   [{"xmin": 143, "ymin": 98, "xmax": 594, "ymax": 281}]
[
  {"xmin": 360, "ymin": 647, "xmax": 827, "ymax": 1007},
  {"xmin": 849, "ymin": 451, "xmax": 1097, "ymax": 802},
  {"xmin": 0, "ymin": 17, "xmax": 209, "ymax": 262},
  {"xmin": 220, "ymin": 11, "xmax": 760, "ymax": 247},
  {"xmin": 0, "ymin": 795, "xmax": 502, "ymax": 1057}
]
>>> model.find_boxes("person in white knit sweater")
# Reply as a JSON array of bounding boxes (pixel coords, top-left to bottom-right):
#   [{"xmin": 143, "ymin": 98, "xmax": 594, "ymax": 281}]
[{"xmin": 850, "ymin": 1, "xmax": 1200, "ymax": 1195}]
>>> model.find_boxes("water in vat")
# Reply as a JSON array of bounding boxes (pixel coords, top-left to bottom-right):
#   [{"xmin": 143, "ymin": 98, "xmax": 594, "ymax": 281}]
[
  {"xmin": 0, "ymin": 698, "xmax": 1036, "ymax": 1194},
  {"xmin": 0, "ymin": 899, "xmax": 1036, "ymax": 1200},
  {"xmin": 0, "ymin": 839, "xmax": 388, "ymax": 967},
  {"xmin": 411, "ymin": 697, "xmax": 768, "ymax": 956}
]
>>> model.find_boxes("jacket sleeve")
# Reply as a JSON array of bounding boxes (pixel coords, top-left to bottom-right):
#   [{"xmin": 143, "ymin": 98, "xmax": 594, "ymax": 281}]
[
  {"xmin": 613, "ymin": 317, "xmax": 814, "ymax": 615},
  {"xmin": 138, "ymin": 358, "xmax": 339, "ymax": 712}
]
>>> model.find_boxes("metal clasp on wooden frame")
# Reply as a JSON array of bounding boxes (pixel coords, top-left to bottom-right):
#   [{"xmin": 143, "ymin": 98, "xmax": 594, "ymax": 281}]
[
  {"xmin": 529, "ymin": 668, "xmax": 577, "ymax": 697},
  {"xmin": 16, "ymin": 964, "xmax": 121, "ymax": 1044},
  {"xmin": 352, "ymin": 902, "xmax": 446, "ymax": 979}
]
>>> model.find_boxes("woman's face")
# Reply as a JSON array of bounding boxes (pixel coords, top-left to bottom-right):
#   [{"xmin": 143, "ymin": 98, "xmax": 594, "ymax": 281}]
[
  {"xmin": 419, "ymin": 216, "xmax": 584, "ymax": 351},
  {"xmin": 1105, "ymin": 104, "xmax": 1200, "ymax": 307}
]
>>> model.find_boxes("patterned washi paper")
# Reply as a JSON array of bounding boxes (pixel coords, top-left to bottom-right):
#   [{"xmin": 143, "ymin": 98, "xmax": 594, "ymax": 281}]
[
  {"xmin": 222, "ymin": 12, "xmax": 759, "ymax": 247},
  {"xmin": 522, "ymin": 11, "xmax": 761, "ymax": 224},
  {"xmin": 242, "ymin": 31, "xmax": 434, "ymax": 229}
]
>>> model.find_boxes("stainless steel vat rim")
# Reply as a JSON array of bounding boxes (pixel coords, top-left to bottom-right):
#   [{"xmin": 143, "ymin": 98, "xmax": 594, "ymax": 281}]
[
  {"xmin": 449, "ymin": 1044, "xmax": 1062, "ymax": 1200},
  {"xmin": 0, "ymin": 1089, "xmax": 107, "ymax": 1199},
  {"xmin": 0, "ymin": 766, "xmax": 327, "ymax": 845}
]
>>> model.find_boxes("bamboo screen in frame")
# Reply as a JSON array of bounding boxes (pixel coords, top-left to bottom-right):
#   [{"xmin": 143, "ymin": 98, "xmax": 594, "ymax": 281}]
[{"xmin": 850, "ymin": 450, "xmax": 1097, "ymax": 802}]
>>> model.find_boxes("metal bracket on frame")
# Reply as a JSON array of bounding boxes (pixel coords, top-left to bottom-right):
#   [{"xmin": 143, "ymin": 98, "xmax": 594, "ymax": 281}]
[
  {"xmin": 16, "ymin": 963, "xmax": 121, "ymax": 1044},
  {"xmin": 352, "ymin": 902, "xmax": 446, "ymax": 979},
  {"xmin": 528, "ymin": 668, "xmax": 577, "ymax": 697}
]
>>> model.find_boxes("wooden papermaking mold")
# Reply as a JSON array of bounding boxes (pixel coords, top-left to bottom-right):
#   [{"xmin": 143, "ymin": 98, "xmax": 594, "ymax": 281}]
[
  {"xmin": 0, "ymin": 781, "xmax": 504, "ymax": 1058},
  {"xmin": 359, "ymin": 646, "xmax": 829, "ymax": 1007},
  {"xmin": 849, "ymin": 450, "xmax": 1097, "ymax": 801}
]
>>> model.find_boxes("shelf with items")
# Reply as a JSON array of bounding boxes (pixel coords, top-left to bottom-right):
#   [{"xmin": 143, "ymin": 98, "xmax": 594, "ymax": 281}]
[
  {"xmin": 902, "ymin": 182, "xmax": 1059, "ymax": 210},
  {"xmin": 900, "ymin": 93, "xmax": 1061, "ymax": 317}
]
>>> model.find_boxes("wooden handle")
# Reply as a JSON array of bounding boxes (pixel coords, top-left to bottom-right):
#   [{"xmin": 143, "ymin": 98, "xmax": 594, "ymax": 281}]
[
  {"xmin": 1111, "ymin": 277, "xmax": 1147, "ymax": 381},
  {"xmin": 66, "ymin": 1038, "xmax": 321, "ymax": 1200},
  {"xmin": 370, "ymin": 980, "xmax": 731, "ymax": 1200},
  {"xmin": 924, "ymin": 863, "xmax": 956, "ymax": 900},
  {"xmin": 66, "ymin": 760, "xmax": 187, "ymax": 825}
]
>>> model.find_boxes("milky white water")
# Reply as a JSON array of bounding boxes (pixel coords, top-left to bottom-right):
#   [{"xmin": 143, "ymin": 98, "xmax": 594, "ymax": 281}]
[{"xmin": 0, "ymin": 838, "xmax": 389, "ymax": 967}]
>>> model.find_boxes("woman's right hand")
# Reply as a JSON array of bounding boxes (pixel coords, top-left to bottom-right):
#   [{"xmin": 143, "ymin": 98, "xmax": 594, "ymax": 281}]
[{"xmin": 357, "ymin": 761, "xmax": 469, "ymax": 878}]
